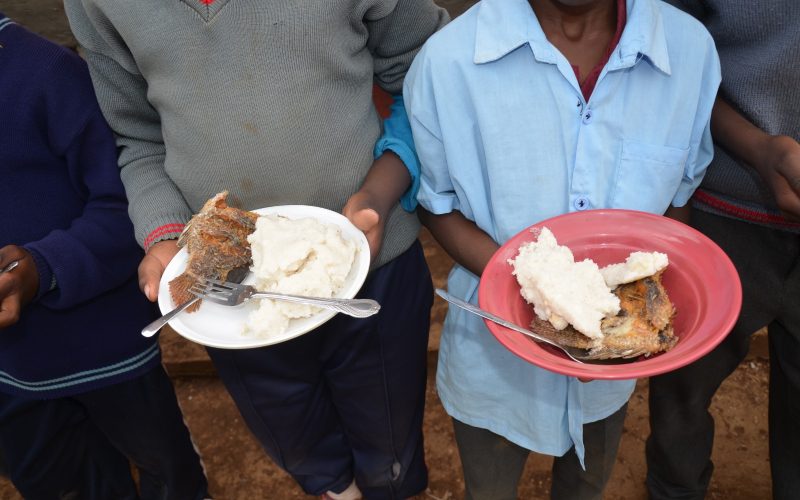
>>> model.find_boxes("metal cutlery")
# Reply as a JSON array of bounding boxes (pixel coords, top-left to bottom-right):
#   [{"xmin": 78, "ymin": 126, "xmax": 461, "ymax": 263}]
[{"xmin": 190, "ymin": 278, "xmax": 381, "ymax": 319}]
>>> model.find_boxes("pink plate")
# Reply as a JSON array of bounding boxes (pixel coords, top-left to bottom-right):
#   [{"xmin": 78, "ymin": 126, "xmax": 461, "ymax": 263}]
[{"xmin": 478, "ymin": 209, "xmax": 742, "ymax": 380}]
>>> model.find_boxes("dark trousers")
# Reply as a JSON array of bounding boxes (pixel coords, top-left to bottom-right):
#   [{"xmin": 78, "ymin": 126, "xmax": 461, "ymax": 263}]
[
  {"xmin": 206, "ymin": 241, "xmax": 434, "ymax": 499},
  {"xmin": 452, "ymin": 403, "xmax": 628, "ymax": 500},
  {"xmin": 646, "ymin": 210, "xmax": 800, "ymax": 500},
  {"xmin": 0, "ymin": 364, "xmax": 208, "ymax": 500}
]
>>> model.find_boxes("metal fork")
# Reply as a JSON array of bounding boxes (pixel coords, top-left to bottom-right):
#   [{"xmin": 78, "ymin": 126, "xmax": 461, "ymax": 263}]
[
  {"xmin": 435, "ymin": 289, "xmax": 649, "ymax": 363},
  {"xmin": 190, "ymin": 279, "xmax": 381, "ymax": 318}
]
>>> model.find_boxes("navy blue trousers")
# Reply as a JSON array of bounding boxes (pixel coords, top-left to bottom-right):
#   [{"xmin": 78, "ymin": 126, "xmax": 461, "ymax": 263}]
[
  {"xmin": 207, "ymin": 241, "xmax": 434, "ymax": 499},
  {"xmin": 647, "ymin": 210, "xmax": 800, "ymax": 500},
  {"xmin": 0, "ymin": 364, "xmax": 208, "ymax": 500}
]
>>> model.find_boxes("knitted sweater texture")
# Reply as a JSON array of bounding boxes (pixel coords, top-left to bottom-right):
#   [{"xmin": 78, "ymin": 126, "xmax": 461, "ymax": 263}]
[
  {"xmin": 0, "ymin": 17, "xmax": 160, "ymax": 398},
  {"xmin": 64, "ymin": 0, "xmax": 448, "ymax": 266},
  {"xmin": 669, "ymin": 0, "xmax": 800, "ymax": 231}
]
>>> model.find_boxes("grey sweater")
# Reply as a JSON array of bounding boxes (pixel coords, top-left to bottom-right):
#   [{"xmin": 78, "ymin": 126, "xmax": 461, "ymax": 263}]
[
  {"xmin": 64, "ymin": 0, "xmax": 448, "ymax": 266},
  {"xmin": 667, "ymin": 0, "xmax": 800, "ymax": 231}
]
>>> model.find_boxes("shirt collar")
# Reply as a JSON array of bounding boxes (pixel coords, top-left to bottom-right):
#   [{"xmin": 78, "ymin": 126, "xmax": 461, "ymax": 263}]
[
  {"xmin": 474, "ymin": 0, "xmax": 671, "ymax": 76},
  {"xmin": 614, "ymin": 0, "xmax": 671, "ymax": 75},
  {"xmin": 474, "ymin": 0, "xmax": 556, "ymax": 65}
]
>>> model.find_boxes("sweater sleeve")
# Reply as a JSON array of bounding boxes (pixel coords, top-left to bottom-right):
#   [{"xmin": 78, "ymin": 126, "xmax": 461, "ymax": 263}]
[
  {"xmin": 22, "ymin": 50, "xmax": 147, "ymax": 310},
  {"xmin": 363, "ymin": 0, "xmax": 449, "ymax": 95},
  {"xmin": 63, "ymin": 0, "xmax": 192, "ymax": 250}
]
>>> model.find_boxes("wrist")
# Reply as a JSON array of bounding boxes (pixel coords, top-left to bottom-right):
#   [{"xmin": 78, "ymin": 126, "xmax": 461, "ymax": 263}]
[
  {"xmin": 754, "ymin": 135, "xmax": 795, "ymax": 176},
  {"xmin": 143, "ymin": 223, "xmax": 185, "ymax": 252},
  {"xmin": 362, "ymin": 152, "xmax": 411, "ymax": 210}
]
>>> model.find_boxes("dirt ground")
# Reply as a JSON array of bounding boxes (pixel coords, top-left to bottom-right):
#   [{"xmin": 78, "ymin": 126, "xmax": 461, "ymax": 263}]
[{"xmin": 0, "ymin": 1, "xmax": 773, "ymax": 498}]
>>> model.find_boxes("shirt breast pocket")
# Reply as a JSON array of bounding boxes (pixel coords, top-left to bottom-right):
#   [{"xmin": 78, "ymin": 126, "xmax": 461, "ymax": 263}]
[{"xmin": 611, "ymin": 140, "xmax": 690, "ymax": 213}]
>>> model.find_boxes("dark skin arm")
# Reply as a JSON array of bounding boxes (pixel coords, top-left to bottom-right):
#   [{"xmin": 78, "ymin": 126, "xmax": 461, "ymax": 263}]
[
  {"xmin": 664, "ymin": 205, "xmax": 690, "ymax": 225},
  {"xmin": 418, "ymin": 208, "xmax": 499, "ymax": 278},
  {"xmin": 0, "ymin": 245, "xmax": 39, "ymax": 328},
  {"xmin": 710, "ymin": 97, "xmax": 800, "ymax": 221},
  {"xmin": 343, "ymin": 151, "xmax": 411, "ymax": 262}
]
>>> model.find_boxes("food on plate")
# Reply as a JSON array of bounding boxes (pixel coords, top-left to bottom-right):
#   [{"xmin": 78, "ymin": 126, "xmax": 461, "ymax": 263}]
[
  {"xmin": 509, "ymin": 227, "xmax": 677, "ymax": 358},
  {"xmin": 600, "ymin": 251, "xmax": 669, "ymax": 289},
  {"xmin": 168, "ymin": 191, "xmax": 258, "ymax": 312},
  {"xmin": 244, "ymin": 214, "xmax": 357, "ymax": 337},
  {"xmin": 509, "ymin": 228, "xmax": 620, "ymax": 339},
  {"xmin": 527, "ymin": 273, "xmax": 677, "ymax": 358}
]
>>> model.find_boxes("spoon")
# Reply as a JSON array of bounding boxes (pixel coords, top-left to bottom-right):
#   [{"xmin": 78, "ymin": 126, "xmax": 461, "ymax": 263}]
[{"xmin": 435, "ymin": 288, "xmax": 588, "ymax": 363}]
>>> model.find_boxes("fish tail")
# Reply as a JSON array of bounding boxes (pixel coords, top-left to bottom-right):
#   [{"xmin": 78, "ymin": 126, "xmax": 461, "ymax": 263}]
[{"xmin": 168, "ymin": 272, "xmax": 202, "ymax": 313}]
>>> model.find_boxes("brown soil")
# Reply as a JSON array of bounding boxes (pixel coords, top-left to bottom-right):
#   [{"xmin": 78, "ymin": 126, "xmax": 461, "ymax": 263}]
[{"xmin": 0, "ymin": 2, "xmax": 772, "ymax": 498}]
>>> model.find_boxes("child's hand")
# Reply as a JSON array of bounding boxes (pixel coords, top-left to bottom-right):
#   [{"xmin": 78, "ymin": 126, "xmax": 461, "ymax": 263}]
[
  {"xmin": 755, "ymin": 135, "xmax": 800, "ymax": 221},
  {"xmin": 0, "ymin": 245, "xmax": 39, "ymax": 328},
  {"xmin": 343, "ymin": 191, "xmax": 385, "ymax": 263},
  {"xmin": 138, "ymin": 239, "xmax": 180, "ymax": 302}
]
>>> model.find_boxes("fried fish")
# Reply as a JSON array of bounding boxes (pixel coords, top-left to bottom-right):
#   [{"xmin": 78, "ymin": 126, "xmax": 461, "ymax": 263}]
[
  {"xmin": 528, "ymin": 271, "xmax": 677, "ymax": 359},
  {"xmin": 168, "ymin": 191, "xmax": 258, "ymax": 312}
]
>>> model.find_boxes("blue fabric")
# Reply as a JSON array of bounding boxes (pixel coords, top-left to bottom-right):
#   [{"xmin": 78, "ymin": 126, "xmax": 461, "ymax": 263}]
[
  {"xmin": 374, "ymin": 95, "xmax": 421, "ymax": 211},
  {"xmin": 0, "ymin": 17, "xmax": 160, "ymax": 398},
  {"xmin": 404, "ymin": 0, "xmax": 720, "ymax": 464}
]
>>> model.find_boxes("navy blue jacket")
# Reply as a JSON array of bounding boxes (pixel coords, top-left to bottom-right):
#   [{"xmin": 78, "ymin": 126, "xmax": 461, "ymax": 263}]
[{"xmin": 0, "ymin": 16, "xmax": 160, "ymax": 398}]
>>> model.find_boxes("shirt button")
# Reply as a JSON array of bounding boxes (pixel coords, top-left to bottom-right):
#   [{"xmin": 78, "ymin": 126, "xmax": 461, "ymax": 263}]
[
  {"xmin": 574, "ymin": 197, "xmax": 590, "ymax": 210},
  {"xmin": 582, "ymin": 109, "xmax": 593, "ymax": 124}
]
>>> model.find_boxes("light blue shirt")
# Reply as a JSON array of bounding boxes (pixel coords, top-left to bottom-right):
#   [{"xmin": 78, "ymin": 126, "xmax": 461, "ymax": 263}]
[{"xmin": 404, "ymin": 0, "xmax": 720, "ymax": 463}]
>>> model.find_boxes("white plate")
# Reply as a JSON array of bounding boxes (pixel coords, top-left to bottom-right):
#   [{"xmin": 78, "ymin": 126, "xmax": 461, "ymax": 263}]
[{"xmin": 158, "ymin": 205, "xmax": 371, "ymax": 349}]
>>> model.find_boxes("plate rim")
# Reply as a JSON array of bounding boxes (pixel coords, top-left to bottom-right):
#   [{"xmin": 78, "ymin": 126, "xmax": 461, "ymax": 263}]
[
  {"xmin": 477, "ymin": 208, "xmax": 742, "ymax": 380},
  {"xmin": 157, "ymin": 204, "xmax": 371, "ymax": 349}
]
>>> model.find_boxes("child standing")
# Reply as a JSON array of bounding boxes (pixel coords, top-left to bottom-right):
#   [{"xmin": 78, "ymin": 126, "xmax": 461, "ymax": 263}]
[
  {"xmin": 646, "ymin": 3, "xmax": 800, "ymax": 499},
  {"xmin": 0, "ymin": 14, "xmax": 207, "ymax": 499},
  {"xmin": 404, "ymin": 0, "xmax": 720, "ymax": 498},
  {"xmin": 63, "ymin": 1, "xmax": 448, "ymax": 498}
]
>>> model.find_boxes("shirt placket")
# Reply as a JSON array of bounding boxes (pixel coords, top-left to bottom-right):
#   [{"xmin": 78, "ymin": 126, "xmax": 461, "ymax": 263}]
[
  {"xmin": 567, "ymin": 62, "xmax": 632, "ymax": 213},
  {"xmin": 571, "ymin": 85, "xmax": 595, "ymax": 213},
  {"xmin": 545, "ymin": 56, "xmax": 603, "ymax": 213}
]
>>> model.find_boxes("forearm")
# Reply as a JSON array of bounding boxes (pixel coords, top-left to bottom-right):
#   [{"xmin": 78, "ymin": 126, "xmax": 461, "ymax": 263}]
[
  {"xmin": 711, "ymin": 96, "xmax": 800, "ymax": 219},
  {"xmin": 710, "ymin": 97, "xmax": 772, "ymax": 172},
  {"xmin": 360, "ymin": 151, "xmax": 411, "ymax": 216},
  {"xmin": 419, "ymin": 208, "xmax": 499, "ymax": 277},
  {"xmin": 664, "ymin": 205, "xmax": 690, "ymax": 225},
  {"xmin": 373, "ymin": 95, "xmax": 420, "ymax": 211}
]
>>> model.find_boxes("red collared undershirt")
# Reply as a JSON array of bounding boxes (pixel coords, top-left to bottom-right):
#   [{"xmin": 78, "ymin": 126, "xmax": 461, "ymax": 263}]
[{"xmin": 571, "ymin": 0, "xmax": 627, "ymax": 101}]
